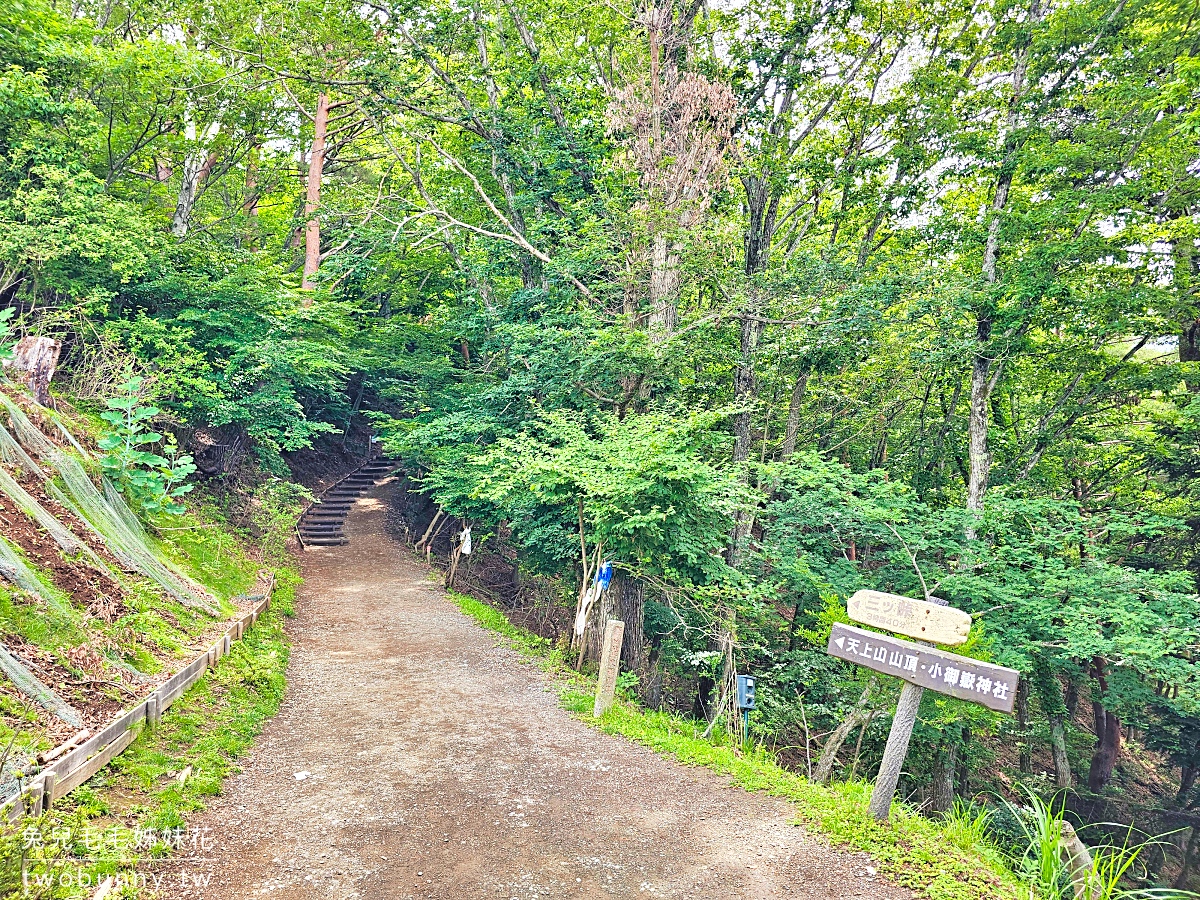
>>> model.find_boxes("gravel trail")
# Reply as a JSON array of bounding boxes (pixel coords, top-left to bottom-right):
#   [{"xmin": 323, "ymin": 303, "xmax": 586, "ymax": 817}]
[{"xmin": 158, "ymin": 479, "xmax": 910, "ymax": 900}]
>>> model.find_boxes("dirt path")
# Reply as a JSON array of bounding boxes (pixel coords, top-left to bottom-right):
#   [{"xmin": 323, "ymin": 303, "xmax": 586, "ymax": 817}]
[{"xmin": 159, "ymin": 480, "xmax": 910, "ymax": 900}]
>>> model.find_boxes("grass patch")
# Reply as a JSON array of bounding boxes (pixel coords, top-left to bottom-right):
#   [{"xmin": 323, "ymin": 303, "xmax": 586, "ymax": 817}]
[{"xmin": 448, "ymin": 590, "xmax": 1027, "ymax": 900}]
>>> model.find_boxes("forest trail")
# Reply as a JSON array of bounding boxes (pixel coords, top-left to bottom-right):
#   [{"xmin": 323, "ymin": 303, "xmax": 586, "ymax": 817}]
[{"xmin": 157, "ymin": 479, "xmax": 908, "ymax": 900}]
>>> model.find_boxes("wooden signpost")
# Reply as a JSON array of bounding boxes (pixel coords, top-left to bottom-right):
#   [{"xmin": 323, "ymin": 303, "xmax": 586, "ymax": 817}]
[
  {"xmin": 827, "ymin": 623, "xmax": 1017, "ymax": 713},
  {"xmin": 829, "ymin": 590, "xmax": 1019, "ymax": 822},
  {"xmin": 846, "ymin": 590, "xmax": 972, "ymax": 646},
  {"xmin": 593, "ymin": 619, "xmax": 625, "ymax": 717}
]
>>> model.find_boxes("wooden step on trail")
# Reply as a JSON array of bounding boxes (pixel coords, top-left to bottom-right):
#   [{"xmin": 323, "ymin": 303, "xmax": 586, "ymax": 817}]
[{"xmin": 297, "ymin": 458, "xmax": 397, "ymax": 550}]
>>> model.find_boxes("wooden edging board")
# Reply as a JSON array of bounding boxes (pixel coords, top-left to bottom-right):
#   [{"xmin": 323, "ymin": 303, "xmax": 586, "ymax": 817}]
[{"xmin": 1, "ymin": 583, "xmax": 274, "ymax": 822}]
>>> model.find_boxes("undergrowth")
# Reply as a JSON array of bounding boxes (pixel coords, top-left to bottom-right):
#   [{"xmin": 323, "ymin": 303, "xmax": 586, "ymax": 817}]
[{"xmin": 447, "ymin": 590, "xmax": 1026, "ymax": 900}]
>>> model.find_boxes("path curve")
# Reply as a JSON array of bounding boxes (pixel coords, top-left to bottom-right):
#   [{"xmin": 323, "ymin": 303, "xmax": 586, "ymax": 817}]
[{"xmin": 160, "ymin": 479, "xmax": 909, "ymax": 900}]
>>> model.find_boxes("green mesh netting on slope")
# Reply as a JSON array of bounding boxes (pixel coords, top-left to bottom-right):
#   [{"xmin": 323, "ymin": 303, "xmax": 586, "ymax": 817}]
[
  {"xmin": 0, "ymin": 422, "xmax": 46, "ymax": 479},
  {"xmin": 0, "ymin": 645, "xmax": 82, "ymax": 729},
  {"xmin": 0, "ymin": 465, "xmax": 93, "ymax": 561},
  {"xmin": 0, "ymin": 536, "xmax": 72, "ymax": 618},
  {"xmin": 0, "ymin": 394, "xmax": 218, "ymax": 614}
]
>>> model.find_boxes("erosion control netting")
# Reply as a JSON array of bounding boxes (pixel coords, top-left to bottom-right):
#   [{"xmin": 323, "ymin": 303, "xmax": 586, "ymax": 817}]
[
  {"xmin": 0, "ymin": 645, "xmax": 82, "ymax": 729},
  {"xmin": 0, "ymin": 465, "xmax": 92, "ymax": 560},
  {"xmin": 0, "ymin": 540, "xmax": 59, "ymax": 609},
  {"xmin": 0, "ymin": 537, "xmax": 71, "ymax": 618},
  {"xmin": 0, "ymin": 394, "xmax": 218, "ymax": 614},
  {"xmin": 0, "ymin": 422, "xmax": 46, "ymax": 479}
]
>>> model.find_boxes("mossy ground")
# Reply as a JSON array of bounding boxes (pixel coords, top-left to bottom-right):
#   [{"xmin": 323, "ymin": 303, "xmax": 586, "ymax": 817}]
[{"xmin": 447, "ymin": 589, "xmax": 1029, "ymax": 900}]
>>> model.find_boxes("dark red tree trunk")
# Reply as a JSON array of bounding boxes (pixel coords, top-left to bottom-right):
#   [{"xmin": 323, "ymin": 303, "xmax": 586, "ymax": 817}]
[{"xmin": 1087, "ymin": 659, "xmax": 1121, "ymax": 792}]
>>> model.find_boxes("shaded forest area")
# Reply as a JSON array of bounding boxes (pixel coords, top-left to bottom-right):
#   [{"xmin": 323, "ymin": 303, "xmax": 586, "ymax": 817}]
[{"xmin": 2, "ymin": 0, "xmax": 1200, "ymax": 889}]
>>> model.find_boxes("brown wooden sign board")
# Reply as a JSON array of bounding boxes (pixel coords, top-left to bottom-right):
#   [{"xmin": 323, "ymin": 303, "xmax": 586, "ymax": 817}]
[
  {"xmin": 827, "ymin": 623, "xmax": 1017, "ymax": 714},
  {"xmin": 847, "ymin": 589, "xmax": 972, "ymax": 646}
]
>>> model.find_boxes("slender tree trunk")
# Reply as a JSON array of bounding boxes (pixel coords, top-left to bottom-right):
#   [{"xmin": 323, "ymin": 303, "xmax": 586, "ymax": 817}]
[
  {"xmin": 929, "ymin": 740, "xmax": 959, "ymax": 813},
  {"xmin": 1088, "ymin": 705, "xmax": 1121, "ymax": 793},
  {"xmin": 1066, "ymin": 674, "xmax": 1081, "ymax": 718},
  {"xmin": 1175, "ymin": 827, "xmax": 1199, "ymax": 890},
  {"xmin": 242, "ymin": 144, "xmax": 260, "ymax": 247},
  {"xmin": 965, "ymin": 0, "xmax": 1039, "ymax": 539},
  {"xmin": 648, "ymin": 234, "xmax": 680, "ymax": 338},
  {"xmin": 302, "ymin": 92, "xmax": 330, "ymax": 296},
  {"xmin": 1175, "ymin": 236, "xmax": 1200, "ymax": 388},
  {"xmin": 813, "ymin": 682, "xmax": 875, "ymax": 784},
  {"xmin": 1176, "ymin": 321, "xmax": 1195, "ymax": 362},
  {"xmin": 965, "ymin": 316, "xmax": 993, "ymax": 540},
  {"xmin": 1183, "ymin": 319, "xmax": 1200, "ymax": 391},
  {"xmin": 1017, "ymin": 677, "xmax": 1033, "ymax": 774},
  {"xmin": 1180, "ymin": 755, "xmax": 1198, "ymax": 800},
  {"xmin": 780, "ymin": 371, "xmax": 808, "ymax": 459},
  {"xmin": 1088, "ymin": 659, "xmax": 1121, "ymax": 793},
  {"xmin": 171, "ymin": 148, "xmax": 218, "ymax": 237},
  {"xmin": 1035, "ymin": 664, "xmax": 1073, "ymax": 788},
  {"xmin": 1050, "ymin": 716, "xmax": 1072, "ymax": 788},
  {"xmin": 727, "ymin": 297, "xmax": 764, "ymax": 566}
]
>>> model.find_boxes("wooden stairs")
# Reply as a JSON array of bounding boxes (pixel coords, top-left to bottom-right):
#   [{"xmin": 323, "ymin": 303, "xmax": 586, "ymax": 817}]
[{"xmin": 296, "ymin": 458, "xmax": 398, "ymax": 547}]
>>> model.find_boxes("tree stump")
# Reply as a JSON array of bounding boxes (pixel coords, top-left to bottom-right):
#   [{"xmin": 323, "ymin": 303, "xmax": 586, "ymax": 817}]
[{"xmin": 3, "ymin": 336, "xmax": 62, "ymax": 406}]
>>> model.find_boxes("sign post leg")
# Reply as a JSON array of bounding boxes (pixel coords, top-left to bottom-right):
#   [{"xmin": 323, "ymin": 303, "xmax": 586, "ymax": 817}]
[{"xmin": 868, "ymin": 681, "xmax": 924, "ymax": 822}]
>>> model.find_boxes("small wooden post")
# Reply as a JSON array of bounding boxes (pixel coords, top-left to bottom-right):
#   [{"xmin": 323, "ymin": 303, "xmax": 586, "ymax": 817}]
[
  {"xmin": 868, "ymin": 680, "xmax": 924, "ymax": 820},
  {"xmin": 41, "ymin": 772, "xmax": 55, "ymax": 811},
  {"xmin": 593, "ymin": 620, "xmax": 625, "ymax": 717}
]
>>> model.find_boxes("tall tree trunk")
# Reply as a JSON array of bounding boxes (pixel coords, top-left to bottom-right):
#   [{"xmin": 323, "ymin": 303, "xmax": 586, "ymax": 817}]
[
  {"xmin": 301, "ymin": 92, "xmax": 330, "ymax": 296},
  {"xmin": 965, "ymin": 0, "xmax": 1040, "ymax": 539},
  {"xmin": 1181, "ymin": 320, "xmax": 1200, "ymax": 363},
  {"xmin": 1050, "ymin": 716, "xmax": 1072, "ymax": 789},
  {"xmin": 1179, "ymin": 763, "xmax": 1197, "ymax": 802},
  {"xmin": 171, "ymin": 148, "xmax": 218, "ymax": 238},
  {"xmin": 1175, "ymin": 235, "xmax": 1199, "ymax": 389},
  {"xmin": 242, "ymin": 144, "xmax": 260, "ymax": 248},
  {"xmin": 780, "ymin": 371, "xmax": 808, "ymax": 459},
  {"xmin": 929, "ymin": 740, "xmax": 959, "ymax": 813},
  {"xmin": 965, "ymin": 315, "xmax": 993, "ymax": 540},
  {"xmin": 648, "ymin": 234, "xmax": 680, "ymax": 338},
  {"xmin": 1175, "ymin": 827, "xmax": 1199, "ymax": 890},
  {"xmin": 727, "ymin": 296, "xmax": 764, "ymax": 566},
  {"xmin": 1017, "ymin": 677, "xmax": 1033, "ymax": 774},
  {"xmin": 1035, "ymin": 663, "xmax": 1073, "ymax": 788},
  {"xmin": 1087, "ymin": 659, "xmax": 1121, "ymax": 792},
  {"xmin": 1183, "ymin": 318, "xmax": 1200, "ymax": 392},
  {"xmin": 586, "ymin": 572, "xmax": 645, "ymax": 677},
  {"xmin": 813, "ymin": 682, "xmax": 875, "ymax": 784}
]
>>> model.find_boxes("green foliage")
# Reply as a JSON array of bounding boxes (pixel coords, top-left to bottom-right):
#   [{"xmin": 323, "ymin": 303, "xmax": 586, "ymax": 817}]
[
  {"xmin": 97, "ymin": 378, "xmax": 195, "ymax": 515},
  {"xmin": 0, "ymin": 309, "xmax": 14, "ymax": 365},
  {"xmin": 2, "ymin": 0, "xmax": 1200, "ymax": 886}
]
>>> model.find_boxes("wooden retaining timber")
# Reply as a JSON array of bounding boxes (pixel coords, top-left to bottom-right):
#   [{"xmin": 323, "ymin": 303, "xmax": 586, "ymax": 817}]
[{"xmin": 1, "ymin": 578, "xmax": 275, "ymax": 823}]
